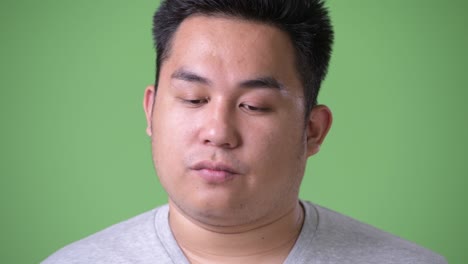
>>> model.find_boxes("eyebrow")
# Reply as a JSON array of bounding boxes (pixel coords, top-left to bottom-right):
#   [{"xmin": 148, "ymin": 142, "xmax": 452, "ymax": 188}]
[
  {"xmin": 171, "ymin": 69, "xmax": 212, "ymax": 86},
  {"xmin": 171, "ymin": 68, "xmax": 284, "ymax": 91},
  {"xmin": 239, "ymin": 76, "xmax": 284, "ymax": 91}
]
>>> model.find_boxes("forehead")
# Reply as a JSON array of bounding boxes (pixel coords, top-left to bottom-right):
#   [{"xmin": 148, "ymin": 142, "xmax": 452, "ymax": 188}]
[{"xmin": 161, "ymin": 15, "xmax": 302, "ymax": 93}]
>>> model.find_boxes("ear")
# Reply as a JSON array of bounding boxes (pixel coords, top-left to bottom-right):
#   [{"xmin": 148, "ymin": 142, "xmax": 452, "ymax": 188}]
[
  {"xmin": 306, "ymin": 105, "xmax": 333, "ymax": 157},
  {"xmin": 143, "ymin": 85, "xmax": 156, "ymax": 136}
]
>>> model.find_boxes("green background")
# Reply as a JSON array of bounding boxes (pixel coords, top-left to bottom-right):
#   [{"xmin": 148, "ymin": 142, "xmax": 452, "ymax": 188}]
[{"xmin": 1, "ymin": 0, "xmax": 466, "ymax": 263}]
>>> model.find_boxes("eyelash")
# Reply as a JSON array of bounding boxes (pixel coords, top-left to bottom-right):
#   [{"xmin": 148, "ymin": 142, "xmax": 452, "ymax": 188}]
[
  {"xmin": 239, "ymin": 103, "xmax": 270, "ymax": 112},
  {"xmin": 179, "ymin": 98, "xmax": 270, "ymax": 112},
  {"xmin": 181, "ymin": 98, "xmax": 209, "ymax": 106}
]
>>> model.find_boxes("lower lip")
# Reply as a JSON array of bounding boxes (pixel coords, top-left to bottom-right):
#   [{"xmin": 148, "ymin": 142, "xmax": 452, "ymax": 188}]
[{"xmin": 194, "ymin": 169, "xmax": 237, "ymax": 184}]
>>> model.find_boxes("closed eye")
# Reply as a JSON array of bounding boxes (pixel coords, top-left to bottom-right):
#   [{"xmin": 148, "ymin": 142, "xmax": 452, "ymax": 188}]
[
  {"xmin": 240, "ymin": 103, "xmax": 270, "ymax": 112},
  {"xmin": 180, "ymin": 98, "xmax": 209, "ymax": 106}
]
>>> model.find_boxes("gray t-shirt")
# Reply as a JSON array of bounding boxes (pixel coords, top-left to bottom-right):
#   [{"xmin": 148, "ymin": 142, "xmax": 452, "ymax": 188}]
[{"xmin": 42, "ymin": 201, "xmax": 447, "ymax": 263}]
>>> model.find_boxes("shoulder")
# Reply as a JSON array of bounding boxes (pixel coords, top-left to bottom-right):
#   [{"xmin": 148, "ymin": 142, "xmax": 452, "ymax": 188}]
[
  {"xmin": 299, "ymin": 201, "xmax": 447, "ymax": 264},
  {"xmin": 42, "ymin": 205, "xmax": 171, "ymax": 264}
]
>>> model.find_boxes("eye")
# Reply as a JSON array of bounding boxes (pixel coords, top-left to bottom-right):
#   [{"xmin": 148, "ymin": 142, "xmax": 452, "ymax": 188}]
[
  {"xmin": 180, "ymin": 98, "xmax": 209, "ymax": 107},
  {"xmin": 240, "ymin": 103, "xmax": 270, "ymax": 112}
]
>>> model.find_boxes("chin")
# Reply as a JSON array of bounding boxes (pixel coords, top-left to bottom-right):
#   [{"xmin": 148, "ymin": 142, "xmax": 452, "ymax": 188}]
[{"xmin": 178, "ymin": 196, "xmax": 258, "ymax": 225}]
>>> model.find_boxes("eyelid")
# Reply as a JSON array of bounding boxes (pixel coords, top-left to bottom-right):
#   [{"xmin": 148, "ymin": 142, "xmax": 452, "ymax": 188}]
[
  {"xmin": 239, "ymin": 103, "xmax": 271, "ymax": 112},
  {"xmin": 178, "ymin": 97, "xmax": 209, "ymax": 106}
]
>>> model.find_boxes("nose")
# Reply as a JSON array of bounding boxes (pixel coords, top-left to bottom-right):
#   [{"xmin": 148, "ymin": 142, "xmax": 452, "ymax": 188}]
[{"xmin": 199, "ymin": 102, "xmax": 240, "ymax": 149}]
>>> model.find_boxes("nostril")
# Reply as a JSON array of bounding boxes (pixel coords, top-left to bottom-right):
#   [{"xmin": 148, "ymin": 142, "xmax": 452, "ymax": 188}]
[
  {"xmin": 199, "ymin": 113, "xmax": 240, "ymax": 148},
  {"xmin": 202, "ymin": 133, "xmax": 238, "ymax": 148},
  {"xmin": 203, "ymin": 138, "xmax": 229, "ymax": 147}
]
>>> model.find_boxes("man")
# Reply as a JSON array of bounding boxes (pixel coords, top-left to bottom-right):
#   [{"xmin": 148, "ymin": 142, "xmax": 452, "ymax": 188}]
[{"xmin": 43, "ymin": 0, "xmax": 447, "ymax": 263}]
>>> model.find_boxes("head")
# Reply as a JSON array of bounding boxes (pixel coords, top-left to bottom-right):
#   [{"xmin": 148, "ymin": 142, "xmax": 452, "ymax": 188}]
[
  {"xmin": 152, "ymin": 0, "xmax": 334, "ymax": 116},
  {"xmin": 144, "ymin": 0, "xmax": 334, "ymax": 228}
]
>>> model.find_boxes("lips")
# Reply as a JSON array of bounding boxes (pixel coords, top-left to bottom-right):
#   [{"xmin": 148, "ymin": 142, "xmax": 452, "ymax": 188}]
[{"xmin": 190, "ymin": 161, "xmax": 242, "ymax": 183}]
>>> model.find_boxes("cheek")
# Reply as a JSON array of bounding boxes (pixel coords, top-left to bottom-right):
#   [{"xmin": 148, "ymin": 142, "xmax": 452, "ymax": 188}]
[
  {"xmin": 151, "ymin": 102, "xmax": 194, "ymax": 174},
  {"xmin": 152, "ymin": 97, "xmax": 196, "ymax": 142},
  {"xmin": 244, "ymin": 118, "xmax": 307, "ymax": 176}
]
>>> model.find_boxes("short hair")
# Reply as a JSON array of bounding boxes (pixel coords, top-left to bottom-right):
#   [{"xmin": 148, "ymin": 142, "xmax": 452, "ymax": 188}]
[{"xmin": 152, "ymin": 0, "xmax": 334, "ymax": 116}]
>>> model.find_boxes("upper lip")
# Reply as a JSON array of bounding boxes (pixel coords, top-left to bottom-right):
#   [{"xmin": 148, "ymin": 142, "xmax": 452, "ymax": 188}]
[{"xmin": 190, "ymin": 161, "xmax": 241, "ymax": 175}]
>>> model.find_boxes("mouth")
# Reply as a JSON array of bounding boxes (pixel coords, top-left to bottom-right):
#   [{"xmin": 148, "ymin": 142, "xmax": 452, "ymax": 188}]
[{"xmin": 190, "ymin": 161, "xmax": 241, "ymax": 184}]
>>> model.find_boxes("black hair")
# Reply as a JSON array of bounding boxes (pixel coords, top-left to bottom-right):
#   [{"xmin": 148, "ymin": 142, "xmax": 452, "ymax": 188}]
[{"xmin": 152, "ymin": 0, "xmax": 334, "ymax": 115}]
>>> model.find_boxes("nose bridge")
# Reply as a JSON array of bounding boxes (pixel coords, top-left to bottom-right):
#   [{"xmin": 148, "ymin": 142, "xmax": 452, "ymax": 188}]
[
  {"xmin": 201, "ymin": 98, "xmax": 239, "ymax": 148},
  {"xmin": 211, "ymin": 98, "xmax": 231, "ymax": 124}
]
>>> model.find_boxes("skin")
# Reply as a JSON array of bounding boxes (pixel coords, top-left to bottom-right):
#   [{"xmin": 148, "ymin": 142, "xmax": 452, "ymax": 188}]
[{"xmin": 144, "ymin": 15, "xmax": 332, "ymax": 263}]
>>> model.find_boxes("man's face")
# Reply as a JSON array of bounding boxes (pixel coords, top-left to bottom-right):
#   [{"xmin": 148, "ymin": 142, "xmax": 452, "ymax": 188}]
[{"xmin": 144, "ymin": 16, "xmax": 324, "ymax": 227}]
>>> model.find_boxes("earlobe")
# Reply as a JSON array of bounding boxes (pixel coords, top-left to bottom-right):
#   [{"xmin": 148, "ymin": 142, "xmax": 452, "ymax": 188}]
[
  {"xmin": 143, "ymin": 85, "xmax": 155, "ymax": 136},
  {"xmin": 306, "ymin": 105, "xmax": 333, "ymax": 157}
]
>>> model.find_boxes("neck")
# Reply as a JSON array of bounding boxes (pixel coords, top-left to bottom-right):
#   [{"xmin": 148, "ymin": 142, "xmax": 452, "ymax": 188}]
[{"xmin": 168, "ymin": 200, "xmax": 304, "ymax": 263}]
